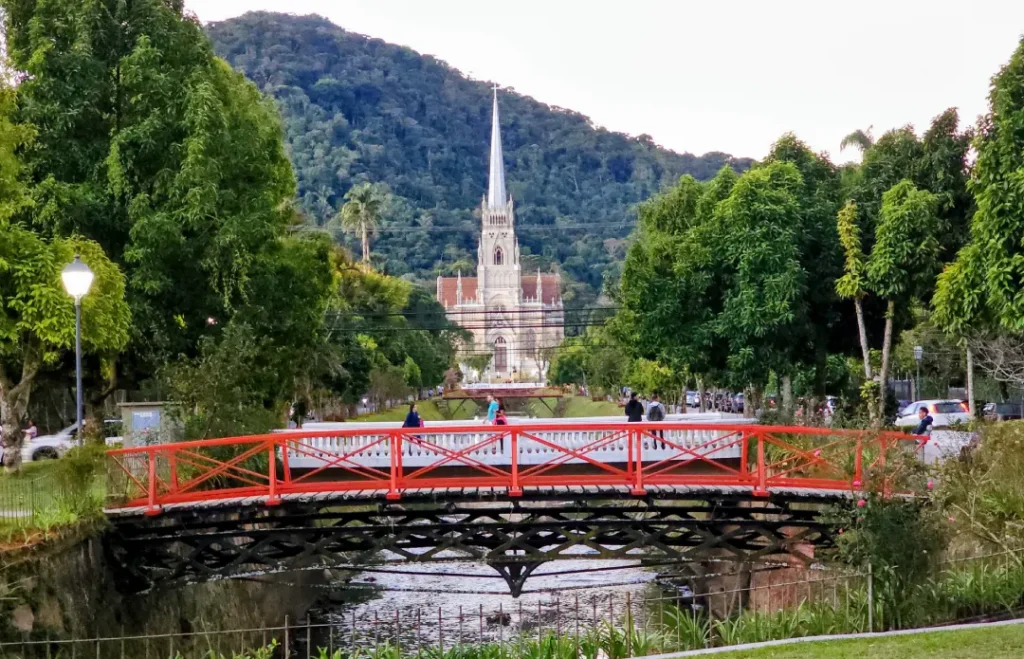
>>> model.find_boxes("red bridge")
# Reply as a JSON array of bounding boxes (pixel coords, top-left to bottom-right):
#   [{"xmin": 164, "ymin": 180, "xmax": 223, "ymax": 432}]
[{"xmin": 103, "ymin": 422, "xmax": 925, "ymax": 594}]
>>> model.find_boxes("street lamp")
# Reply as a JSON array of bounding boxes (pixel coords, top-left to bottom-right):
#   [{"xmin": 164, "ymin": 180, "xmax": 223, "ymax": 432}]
[
  {"xmin": 62, "ymin": 255, "xmax": 94, "ymax": 442},
  {"xmin": 914, "ymin": 345, "xmax": 924, "ymax": 401}
]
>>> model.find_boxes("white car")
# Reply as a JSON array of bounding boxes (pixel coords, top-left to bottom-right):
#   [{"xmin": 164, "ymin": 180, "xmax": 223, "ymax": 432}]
[
  {"xmin": 1, "ymin": 420, "xmax": 122, "ymax": 464},
  {"xmin": 896, "ymin": 400, "xmax": 970, "ymax": 429}
]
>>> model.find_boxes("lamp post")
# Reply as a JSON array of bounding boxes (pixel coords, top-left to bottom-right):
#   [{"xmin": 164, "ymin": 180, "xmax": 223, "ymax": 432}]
[
  {"xmin": 914, "ymin": 345, "xmax": 924, "ymax": 401},
  {"xmin": 62, "ymin": 255, "xmax": 94, "ymax": 443}
]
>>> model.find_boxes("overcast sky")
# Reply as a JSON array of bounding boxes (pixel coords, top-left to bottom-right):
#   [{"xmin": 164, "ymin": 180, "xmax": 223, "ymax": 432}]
[{"xmin": 190, "ymin": 0, "xmax": 1024, "ymax": 161}]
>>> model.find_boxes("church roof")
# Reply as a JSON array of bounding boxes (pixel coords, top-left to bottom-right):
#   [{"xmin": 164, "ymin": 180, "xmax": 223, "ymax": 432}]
[
  {"xmin": 521, "ymin": 274, "xmax": 562, "ymax": 305},
  {"xmin": 436, "ymin": 274, "xmax": 561, "ymax": 308},
  {"xmin": 437, "ymin": 277, "xmax": 478, "ymax": 308}
]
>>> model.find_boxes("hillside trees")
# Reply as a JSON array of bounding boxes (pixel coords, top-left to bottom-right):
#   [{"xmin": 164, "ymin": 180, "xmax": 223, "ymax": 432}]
[{"xmin": 206, "ymin": 12, "xmax": 753, "ymax": 294}]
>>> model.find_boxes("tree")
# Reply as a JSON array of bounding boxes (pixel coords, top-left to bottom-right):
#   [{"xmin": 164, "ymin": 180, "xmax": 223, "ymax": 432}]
[
  {"xmin": 0, "ymin": 229, "xmax": 130, "ymax": 469},
  {"xmin": 840, "ymin": 127, "xmax": 874, "ymax": 154},
  {"xmin": 337, "ymin": 183, "xmax": 384, "ymax": 265},
  {"xmin": 867, "ymin": 181, "xmax": 940, "ymax": 413},
  {"xmin": 837, "ymin": 201, "xmax": 873, "ymax": 378},
  {"xmin": 464, "ymin": 354, "xmax": 493, "ymax": 381},
  {"xmin": 935, "ymin": 37, "xmax": 1024, "ymax": 338},
  {"xmin": 1, "ymin": 0, "xmax": 302, "ymax": 391}
]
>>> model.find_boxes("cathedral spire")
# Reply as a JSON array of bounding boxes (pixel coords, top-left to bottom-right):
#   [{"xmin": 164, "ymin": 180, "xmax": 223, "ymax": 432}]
[{"xmin": 486, "ymin": 85, "xmax": 507, "ymax": 209}]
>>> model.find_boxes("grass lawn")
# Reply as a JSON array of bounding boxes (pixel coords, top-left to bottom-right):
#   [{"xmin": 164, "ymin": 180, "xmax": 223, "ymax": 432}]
[
  {"xmin": 527, "ymin": 394, "xmax": 622, "ymax": 418},
  {"xmin": 354, "ymin": 398, "xmax": 480, "ymax": 422},
  {"xmin": 706, "ymin": 623, "xmax": 1024, "ymax": 658}
]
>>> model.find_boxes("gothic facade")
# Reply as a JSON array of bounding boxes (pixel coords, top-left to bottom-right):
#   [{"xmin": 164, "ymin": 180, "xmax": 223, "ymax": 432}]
[{"xmin": 436, "ymin": 90, "xmax": 564, "ymax": 381}]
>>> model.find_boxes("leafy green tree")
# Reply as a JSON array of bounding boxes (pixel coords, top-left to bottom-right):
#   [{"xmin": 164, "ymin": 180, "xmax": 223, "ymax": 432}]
[
  {"xmin": 867, "ymin": 181, "xmax": 940, "ymax": 411},
  {"xmin": 935, "ymin": 37, "xmax": 1024, "ymax": 337},
  {"xmin": 337, "ymin": 183, "xmax": 384, "ymax": 264},
  {"xmin": 1, "ymin": 229, "xmax": 130, "ymax": 468},
  {"xmin": 837, "ymin": 201, "xmax": 873, "ymax": 378},
  {"xmin": 403, "ymin": 356, "xmax": 423, "ymax": 392},
  {"xmin": 1, "ymin": 0, "xmax": 301, "ymax": 391}
]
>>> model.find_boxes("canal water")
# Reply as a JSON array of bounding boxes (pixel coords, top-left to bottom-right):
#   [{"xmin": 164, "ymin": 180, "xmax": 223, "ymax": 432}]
[{"xmin": 310, "ymin": 557, "xmax": 663, "ymax": 650}]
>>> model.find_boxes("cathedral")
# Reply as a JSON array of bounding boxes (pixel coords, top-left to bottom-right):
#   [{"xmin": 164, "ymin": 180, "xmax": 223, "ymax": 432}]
[{"xmin": 436, "ymin": 90, "xmax": 564, "ymax": 382}]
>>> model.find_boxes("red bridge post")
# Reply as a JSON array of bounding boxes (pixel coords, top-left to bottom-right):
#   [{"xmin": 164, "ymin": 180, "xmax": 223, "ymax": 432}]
[
  {"xmin": 387, "ymin": 432, "xmax": 402, "ymax": 501},
  {"xmin": 631, "ymin": 429, "xmax": 646, "ymax": 496},
  {"xmin": 754, "ymin": 432, "xmax": 768, "ymax": 497},
  {"xmin": 510, "ymin": 429, "xmax": 522, "ymax": 496},
  {"xmin": 144, "ymin": 450, "xmax": 160, "ymax": 516},
  {"xmin": 267, "ymin": 441, "xmax": 280, "ymax": 506}
]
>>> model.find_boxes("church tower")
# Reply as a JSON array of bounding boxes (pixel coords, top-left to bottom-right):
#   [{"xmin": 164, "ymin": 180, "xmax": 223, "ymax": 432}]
[
  {"xmin": 478, "ymin": 87, "xmax": 521, "ymax": 304},
  {"xmin": 435, "ymin": 87, "xmax": 563, "ymax": 383}
]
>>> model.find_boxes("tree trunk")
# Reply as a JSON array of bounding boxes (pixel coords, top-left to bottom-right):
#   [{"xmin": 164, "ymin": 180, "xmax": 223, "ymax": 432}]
[
  {"xmin": 854, "ymin": 299, "xmax": 872, "ymax": 379},
  {"xmin": 743, "ymin": 386, "xmax": 754, "ymax": 419},
  {"xmin": 966, "ymin": 343, "xmax": 976, "ymax": 417},
  {"xmin": 0, "ymin": 352, "xmax": 41, "ymax": 473},
  {"xmin": 877, "ymin": 299, "xmax": 896, "ymax": 423},
  {"xmin": 698, "ymin": 377, "xmax": 706, "ymax": 413},
  {"xmin": 781, "ymin": 375, "xmax": 794, "ymax": 418},
  {"xmin": 361, "ymin": 222, "xmax": 369, "ymax": 264}
]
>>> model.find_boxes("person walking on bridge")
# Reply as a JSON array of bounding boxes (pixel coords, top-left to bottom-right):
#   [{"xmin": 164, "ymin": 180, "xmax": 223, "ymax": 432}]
[
  {"xmin": 625, "ymin": 392, "xmax": 644, "ymax": 423},
  {"xmin": 403, "ymin": 403, "xmax": 422, "ymax": 429},
  {"xmin": 485, "ymin": 394, "xmax": 499, "ymax": 425},
  {"xmin": 647, "ymin": 393, "xmax": 666, "ymax": 446}
]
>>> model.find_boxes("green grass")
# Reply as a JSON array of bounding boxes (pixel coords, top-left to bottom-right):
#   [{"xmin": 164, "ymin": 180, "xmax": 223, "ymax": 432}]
[
  {"xmin": 528, "ymin": 394, "xmax": 623, "ymax": 418},
  {"xmin": 708, "ymin": 622, "xmax": 1024, "ymax": 658},
  {"xmin": 354, "ymin": 398, "xmax": 481, "ymax": 422}
]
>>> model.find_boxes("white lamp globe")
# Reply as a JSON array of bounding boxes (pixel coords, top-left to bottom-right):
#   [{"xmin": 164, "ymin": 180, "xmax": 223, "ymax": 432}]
[{"xmin": 62, "ymin": 255, "xmax": 94, "ymax": 299}]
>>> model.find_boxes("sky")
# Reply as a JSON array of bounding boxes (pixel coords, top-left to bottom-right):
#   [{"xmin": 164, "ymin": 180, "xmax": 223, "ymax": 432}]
[{"xmin": 189, "ymin": 0, "xmax": 1024, "ymax": 161}]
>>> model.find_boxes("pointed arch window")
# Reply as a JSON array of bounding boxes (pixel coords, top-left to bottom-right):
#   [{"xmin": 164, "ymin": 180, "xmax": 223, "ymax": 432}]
[
  {"xmin": 494, "ymin": 336, "xmax": 508, "ymax": 372},
  {"xmin": 493, "ymin": 246, "xmax": 504, "ymax": 266}
]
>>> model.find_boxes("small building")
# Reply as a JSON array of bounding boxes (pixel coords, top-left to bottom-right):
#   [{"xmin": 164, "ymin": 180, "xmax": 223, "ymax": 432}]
[{"xmin": 117, "ymin": 402, "xmax": 180, "ymax": 447}]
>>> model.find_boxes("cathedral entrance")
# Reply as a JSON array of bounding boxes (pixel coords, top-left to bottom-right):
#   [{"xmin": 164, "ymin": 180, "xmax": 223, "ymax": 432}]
[{"xmin": 494, "ymin": 336, "xmax": 508, "ymax": 372}]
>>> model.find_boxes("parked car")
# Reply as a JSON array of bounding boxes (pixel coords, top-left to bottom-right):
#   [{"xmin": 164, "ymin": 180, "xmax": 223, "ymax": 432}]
[
  {"xmin": 0, "ymin": 420, "xmax": 122, "ymax": 464},
  {"xmin": 895, "ymin": 400, "xmax": 970, "ymax": 429},
  {"xmin": 685, "ymin": 391, "xmax": 699, "ymax": 408},
  {"xmin": 983, "ymin": 402, "xmax": 1024, "ymax": 422},
  {"xmin": 733, "ymin": 393, "xmax": 745, "ymax": 413}
]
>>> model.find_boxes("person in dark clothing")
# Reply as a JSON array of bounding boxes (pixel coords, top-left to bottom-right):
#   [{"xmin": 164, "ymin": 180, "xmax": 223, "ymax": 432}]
[
  {"xmin": 913, "ymin": 406, "xmax": 934, "ymax": 435},
  {"xmin": 625, "ymin": 393, "xmax": 644, "ymax": 422},
  {"xmin": 403, "ymin": 403, "xmax": 421, "ymax": 428},
  {"xmin": 495, "ymin": 405, "xmax": 508, "ymax": 426}
]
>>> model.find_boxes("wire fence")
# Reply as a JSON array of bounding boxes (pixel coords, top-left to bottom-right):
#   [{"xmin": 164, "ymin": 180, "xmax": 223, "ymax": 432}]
[
  {"xmin": 4, "ymin": 548, "xmax": 1024, "ymax": 658},
  {"xmin": 0, "ymin": 470, "xmax": 64, "ymax": 530}
]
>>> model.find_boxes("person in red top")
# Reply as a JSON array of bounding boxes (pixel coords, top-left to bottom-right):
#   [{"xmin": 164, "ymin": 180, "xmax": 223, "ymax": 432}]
[{"xmin": 495, "ymin": 405, "xmax": 508, "ymax": 425}]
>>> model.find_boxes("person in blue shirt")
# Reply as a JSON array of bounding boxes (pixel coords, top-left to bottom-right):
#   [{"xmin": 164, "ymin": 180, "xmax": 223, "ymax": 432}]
[
  {"xmin": 486, "ymin": 395, "xmax": 499, "ymax": 424},
  {"xmin": 403, "ymin": 403, "xmax": 421, "ymax": 428},
  {"xmin": 913, "ymin": 406, "xmax": 934, "ymax": 435}
]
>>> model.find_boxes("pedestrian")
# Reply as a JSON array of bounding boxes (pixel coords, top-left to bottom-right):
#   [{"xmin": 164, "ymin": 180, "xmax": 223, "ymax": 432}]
[
  {"xmin": 914, "ymin": 406, "xmax": 934, "ymax": 436},
  {"xmin": 625, "ymin": 392, "xmax": 644, "ymax": 423},
  {"xmin": 24, "ymin": 419, "xmax": 38, "ymax": 442},
  {"xmin": 403, "ymin": 403, "xmax": 421, "ymax": 429},
  {"xmin": 647, "ymin": 394, "xmax": 666, "ymax": 445},
  {"xmin": 495, "ymin": 405, "xmax": 508, "ymax": 426},
  {"xmin": 485, "ymin": 394, "xmax": 499, "ymax": 425}
]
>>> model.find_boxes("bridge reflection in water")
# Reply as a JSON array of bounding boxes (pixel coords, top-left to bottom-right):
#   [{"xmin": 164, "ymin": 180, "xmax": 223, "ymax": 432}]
[{"xmin": 103, "ymin": 422, "xmax": 925, "ymax": 594}]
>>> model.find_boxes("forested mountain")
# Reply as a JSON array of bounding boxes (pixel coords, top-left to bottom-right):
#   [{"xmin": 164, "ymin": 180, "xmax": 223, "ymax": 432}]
[{"xmin": 207, "ymin": 13, "xmax": 753, "ymax": 297}]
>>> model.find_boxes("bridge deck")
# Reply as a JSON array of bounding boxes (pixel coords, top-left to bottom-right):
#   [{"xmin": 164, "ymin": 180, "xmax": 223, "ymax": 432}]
[{"xmin": 104, "ymin": 482, "xmax": 856, "ymax": 518}]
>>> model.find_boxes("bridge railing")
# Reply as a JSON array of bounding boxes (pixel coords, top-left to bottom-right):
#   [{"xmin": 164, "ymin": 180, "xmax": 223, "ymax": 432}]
[{"xmin": 104, "ymin": 423, "xmax": 926, "ymax": 514}]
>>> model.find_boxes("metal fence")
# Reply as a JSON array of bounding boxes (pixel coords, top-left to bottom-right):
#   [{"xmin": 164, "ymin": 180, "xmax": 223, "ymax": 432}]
[{"xmin": 0, "ymin": 471, "xmax": 62, "ymax": 530}]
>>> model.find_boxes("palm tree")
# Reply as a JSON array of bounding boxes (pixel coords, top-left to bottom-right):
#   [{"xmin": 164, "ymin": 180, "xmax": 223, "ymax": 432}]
[
  {"xmin": 337, "ymin": 183, "xmax": 383, "ymax": 264},
  {"xmin": 840, "ymin": 127, "xmax": 875, "ymax": 154}
]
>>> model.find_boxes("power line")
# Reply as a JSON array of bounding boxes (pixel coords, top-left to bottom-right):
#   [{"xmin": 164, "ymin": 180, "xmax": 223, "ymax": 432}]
[{"xmin": 326, "ymin": 306, "xmax": 618, "ymax": 319}]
